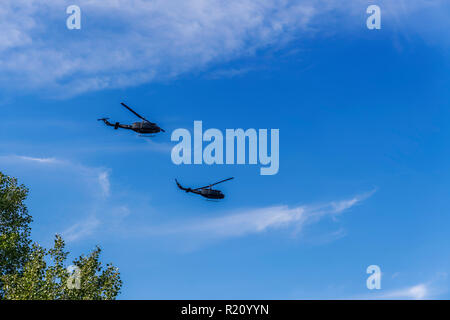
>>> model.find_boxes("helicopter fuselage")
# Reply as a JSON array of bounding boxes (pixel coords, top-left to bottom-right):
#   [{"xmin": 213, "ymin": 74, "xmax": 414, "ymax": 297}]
[
  {"xmin": 131, "ymin": 121, "xmax": 161, "ymax": 134},
  {"xmin": 199, "ymin": 188, "xmax": 225, "ymax": 199},
  {"xmin": 183, "ymin": 187, "xmax": 225, "ymax": 199}
]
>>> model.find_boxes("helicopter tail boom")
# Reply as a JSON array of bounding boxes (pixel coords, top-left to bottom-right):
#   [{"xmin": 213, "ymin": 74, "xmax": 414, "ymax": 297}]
[{"xmin": 98, "ymin": 118, "xmax": 113, "ymax": 127}]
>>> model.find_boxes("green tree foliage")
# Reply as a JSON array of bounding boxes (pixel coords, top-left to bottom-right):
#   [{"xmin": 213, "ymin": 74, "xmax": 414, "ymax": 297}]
[
  {"xmin": 0, "ymin": 172, "xmax": 122, "ymax": 300},
  {"xmin": 0, "ymin": 172, "xmax": 32, "ymax": 297}
]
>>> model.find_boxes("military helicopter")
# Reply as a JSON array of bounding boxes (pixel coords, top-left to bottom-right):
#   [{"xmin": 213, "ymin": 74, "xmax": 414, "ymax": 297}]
[
  {"xmin": 175, "ymin": 177, "xmax": 234, "ymax": 200},
  {"xmin": 98, "ymin": 102, "xmax": 165, "ymax": 136}
]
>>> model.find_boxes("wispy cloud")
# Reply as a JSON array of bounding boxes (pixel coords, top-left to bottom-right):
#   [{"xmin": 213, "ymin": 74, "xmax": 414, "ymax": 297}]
[
  {"xmin": 354, "ymin": 272, "xmax": 449, "ymax": 300},
  {"xmin": 97, "ymin": 171, "xmax": 111, "ymax": 197},
  {"xmin": 62, "ymin": 215, "xmax": 101, "ymax": 242},
  {"xmin": 360, "ymin": 282, "xmax": 441, "ymax": 300},
  {"xmin": 0, "ymin": 154, "xmax": 117, "ymax": 242},
  {"xmin": 0, "ymin": 154, "xmax": 111, "ymax": 199},
  {"xmin": 16, "ymin": 156, "xmax": 61, "ymax": 164},
  {"xmin": 0, "ymin": 0, "xmax": 444, "ymax": 96},
  {"xmin": 57, "ymin": 191, "xmax": 372, "ymax": 245},
  {"xmin": 380, "ymin": 283, "xmax": 430, "ymax": 300},
  {"xmin": 145, "ymin": 191, "xmax": 374, "ymax": 244},
  {"xmin": 0, "ymin": 0, "xmax": 315, "ymax": 95}
]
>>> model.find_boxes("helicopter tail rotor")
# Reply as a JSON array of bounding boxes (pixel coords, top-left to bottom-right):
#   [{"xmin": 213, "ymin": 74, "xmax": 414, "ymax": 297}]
[{"xmin": 175, "ymin": 179, "xmax": 191, "ymax": 193}]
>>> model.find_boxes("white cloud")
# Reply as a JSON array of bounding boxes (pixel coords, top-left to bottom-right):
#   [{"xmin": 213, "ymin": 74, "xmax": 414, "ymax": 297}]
[
  {"xmin": 62, "ymin": 215, "xmax": 100, "ymax": 242},
  {"xmin": 0, "ymin": 0, "xmax": 444, "ymax": 96},
  {"xmin": 16, "ymin": 156, "xmax": 60, "ymax": 164},
  {"xmin": 0, "ymin": 154, "xmax": 131, "ymax": 243},
  {"xmin": 59, "ymin": 191, "xmax": 372, "ymax": 244},
  {"xmin": 0, "ymin": 0, "xmax": 315, "ymax": 95},
  {"xmin": 148, "ymin": 191, "xmax": 373, "ymax": 241},
  {"xmin": 358, "ymin": 274, "xmax": 449, "ymax": 300},
  {"xmin": 0, "ymin": 154, "xmax": 111, "ymax": 199},
  {"xmin": 98, "ymin": 171, "xmax": 111, "ymax": 197},
  {"xmin": 375, "ymin": 272, "xmax": 450, "ymax": 300},
  {"xmin": 375, "ymin": 283, "xmax": 430, "ymax": 300}
]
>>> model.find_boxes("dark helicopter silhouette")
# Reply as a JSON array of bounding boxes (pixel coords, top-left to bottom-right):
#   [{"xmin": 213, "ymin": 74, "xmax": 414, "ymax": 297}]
[
  {"xmin": 176, "ymin": 177, "xmax": 234, "ymax": 200},
  {"xmin": 98, "ymin": 102, "xmax": 165, "ymax": 136}
]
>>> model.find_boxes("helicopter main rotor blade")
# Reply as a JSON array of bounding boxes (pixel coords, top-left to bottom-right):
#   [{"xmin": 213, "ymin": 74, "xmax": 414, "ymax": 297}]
[
  {"xmin": 193, "ymin": 177, "xmax": 234, "ymax": 190},
  {"xmin": 120, "ymin": 102, "xmax": 150, "ymax": 123}
]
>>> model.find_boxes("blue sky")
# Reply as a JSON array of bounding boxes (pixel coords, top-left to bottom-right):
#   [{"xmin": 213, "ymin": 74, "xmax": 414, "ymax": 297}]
[{"xmin": 1, "ymin": 0, "xmax": 449, "ymax": 299}]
